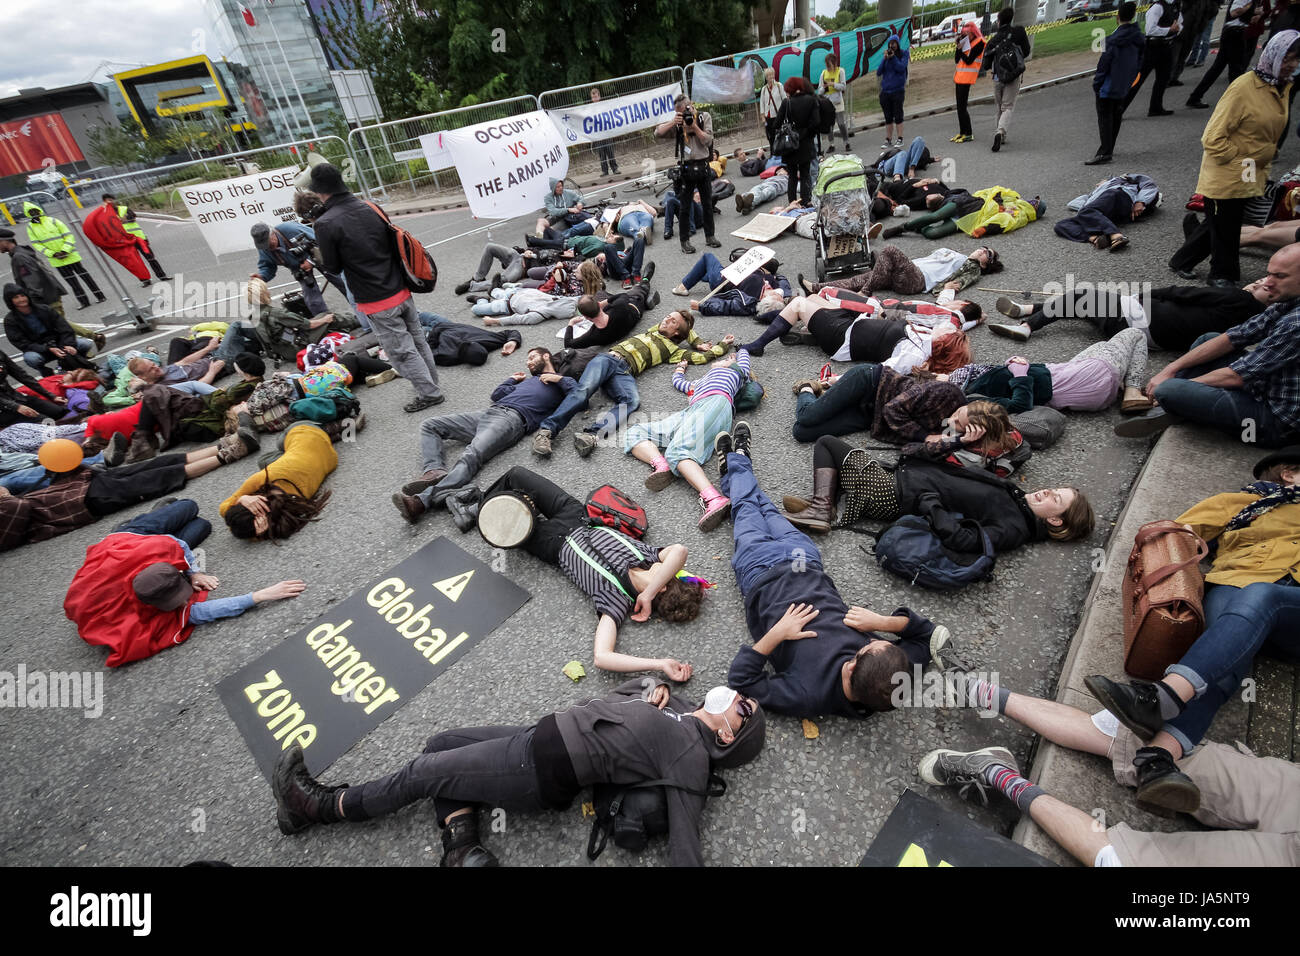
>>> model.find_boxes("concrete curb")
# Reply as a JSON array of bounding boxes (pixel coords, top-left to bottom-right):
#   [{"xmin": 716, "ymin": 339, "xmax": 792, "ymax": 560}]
[{"xmin": 1011, "ymin": 424, "xmax": 1259, "ymax": 864}]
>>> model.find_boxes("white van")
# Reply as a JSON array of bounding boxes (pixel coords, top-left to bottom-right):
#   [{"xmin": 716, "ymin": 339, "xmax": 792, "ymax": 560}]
[{"xmin": 923, "ymin": 11, "xmax": 979, "ymax": 42}]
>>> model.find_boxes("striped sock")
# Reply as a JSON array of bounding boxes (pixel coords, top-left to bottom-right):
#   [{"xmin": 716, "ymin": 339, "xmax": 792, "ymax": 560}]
[
  {"xmin": 985, "ymin": 765, "xmax": 1044, "ymax": 813},
  {"xmin": 965, "ymin": 677, "xmax": 1010, "ymax": 714}
]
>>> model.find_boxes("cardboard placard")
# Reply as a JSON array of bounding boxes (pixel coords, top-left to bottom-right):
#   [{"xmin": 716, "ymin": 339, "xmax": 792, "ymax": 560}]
[
  {"xmin": 730, "ymin": 213, "xmax": 797, "ymax": 242},
  {"xmin": 720, "ymin": 245, "xmax": 776, "ymax": 286},
  {"xmin": 861, "ymin": 789, "xmax": 1056, "ymax": 867},
  {"xmin": 218, "ymin": 537, "xmax": 530, "ymax": 781}
]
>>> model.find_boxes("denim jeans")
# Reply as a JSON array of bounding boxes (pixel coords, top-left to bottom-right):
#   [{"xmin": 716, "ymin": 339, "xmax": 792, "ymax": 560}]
[
  {"xmin": 1153, "ymin": 332, "xmax": 1296, "ymax": 446},
  {"xmin": 878, "ymin": 136, "xmax": 927, "ymax": 178},
  {"xmin": 748, "ymin": 179, "xmax": 787, "ymax": 206},
  {"xmin": 721, "ymin": 452, "xmax": 824, "ymax": 594},
  {"xmin": 112, "ymin": 497, "xmax": 212, "ymax": 550},
  {"xmin": 24, "ymin": 338, "xmax": 94, "ymax": 374},
  {"xmin": 539, "ymin": 353, "xmax": 637, "ymax": 436},
  {"xmin": 340, "ymin": 725, "xmax": 548, "ymax": 822},
  {"xmin": 418, "ymin": 405, "xmax": 527, "ymax": 501},
  {"xmin": 212, "ymin": 321, "xmax": 261, "ymax": 366},
  {"xmin": 617, "ymin": 211, "xmax": 653, "ymax": 239},
  {"xmin": 682, "ymin": 252, "xmax": 725, "ymax": 291},
  {"xmin": 169, "ymin": 381, "xmax": 217, "ymax": 397},
  {"xmin": 791, "ymin": 363, "xmax": 881, "ymax": 443},
  {"xmin": 602, "ymin": 239, "xmax": 645, "ymax": 280},
  {"xmin": 367, "ymin": 296, "xmax": 442, "ymax": 401},
  {"xmin": 1163, "ymin": 578, "xmax": 1300, "ymax": 753}
]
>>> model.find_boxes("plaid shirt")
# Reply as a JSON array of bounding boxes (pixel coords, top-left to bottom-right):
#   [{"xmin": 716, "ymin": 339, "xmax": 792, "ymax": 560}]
[
  {"xmin": 0, "ymin": 469, "xmax": 94, "ymax": 551},
  {"xmin": 1226, "ymin": 299, "xmax": 1300, "ymax": 432}
]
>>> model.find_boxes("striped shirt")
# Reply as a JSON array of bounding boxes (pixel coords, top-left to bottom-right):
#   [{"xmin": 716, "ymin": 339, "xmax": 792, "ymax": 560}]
[
  {"xmin": 673, "ymin": 348, "xmax": 751, "ymax": 404},
  {"xmin": 558, "ymin": 526, "xmax": 664, "ymax": 624},
  {"xmin": 608, "ymin": 327, "xmax": 727, "ymax": 375}
]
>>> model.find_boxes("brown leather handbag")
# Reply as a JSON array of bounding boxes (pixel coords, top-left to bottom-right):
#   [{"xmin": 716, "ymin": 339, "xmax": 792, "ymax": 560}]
[{"xmin": 1122, "ymin": 520, "xmax": 1209, "ymax": 680}]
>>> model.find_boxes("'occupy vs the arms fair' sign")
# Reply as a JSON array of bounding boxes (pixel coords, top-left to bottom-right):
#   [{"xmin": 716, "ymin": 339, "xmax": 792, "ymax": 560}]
[
  {"xmin": 424, "ymin": 111, "xmax": 569, "ymax": 219},
  {"xmin": 179, "ymin": 166, "xmax": 300, "ymax": 257},
  {"xmin": 218, "ymin": 537, "xmax": 531, "ymax": 781}
]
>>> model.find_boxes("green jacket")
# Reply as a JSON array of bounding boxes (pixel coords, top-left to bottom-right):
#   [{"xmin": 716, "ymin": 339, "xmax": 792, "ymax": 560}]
[{"xmin": 23, "ymin": 203, "xmax": 81, "ymax": 266}]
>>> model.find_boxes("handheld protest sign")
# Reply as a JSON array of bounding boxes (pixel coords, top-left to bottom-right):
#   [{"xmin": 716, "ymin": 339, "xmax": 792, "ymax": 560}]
[{"xmin": 698, "ymin": 244, "xmax": 776, "ymax": 306}]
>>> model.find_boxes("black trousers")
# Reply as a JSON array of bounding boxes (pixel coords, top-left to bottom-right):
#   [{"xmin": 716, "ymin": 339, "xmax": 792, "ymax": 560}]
[
  {"xmin": 1095, "ymin": 96, "xmax": 1125, "ymax": 156},
  {"xmin": 1188, "ymin": 26, "xmax": 1250, "ymax": 103},
  {"xmin": 955, "ymin": 83, "xmax": 973, "ymax": 135},
  {"xmin": 785, "ymin": 152, "xmax": 814, "ymax": 205},
  {"xmin": 0, "ymin": 393, "xmax": 67, "ymax": 427},
  {"xmin": 1125, "ymin": 37, "xmax": 1175, "ymax": 114},
  {"xmin": 1026, "ymin": 288, "xmax": 1132, "ymax": 336},
  {"xmin": 675, "ymin": 163, "xmax": 715, "ymax": 239},
  {"xmin": 1169, "ymin": 196, "xmax": 1247, "ymax": 281},
  {"xmin": 339, "ymin": 724, "xmax": 549, "ymax": 824},
  {"xmin": 84, "ymin": 454, "xmax": 190, "ymax": 517},
  {"xmin": 337, "ymin": 351, "xmax": 392, "ymax": 382},
  {"xmin": 485, "ymin": 465, "xmax": 586, "ymax": 566},
  {"xmin": 55, "ymin": 261, "xmax": 104, "ymax": 307}
]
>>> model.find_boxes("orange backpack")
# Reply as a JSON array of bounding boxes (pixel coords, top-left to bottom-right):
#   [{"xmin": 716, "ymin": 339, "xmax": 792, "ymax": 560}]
[{"xmin": 362, "ymin": 200, "xmax": 438, "ymax": 293}]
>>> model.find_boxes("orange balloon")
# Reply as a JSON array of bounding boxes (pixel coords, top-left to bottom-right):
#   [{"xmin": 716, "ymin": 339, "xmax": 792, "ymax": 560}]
[{"xmin": 37, "ymin": 438, "xmax": 84, "ymax": 473}]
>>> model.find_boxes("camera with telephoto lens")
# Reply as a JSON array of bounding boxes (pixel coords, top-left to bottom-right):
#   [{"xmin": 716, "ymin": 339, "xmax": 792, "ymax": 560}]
[
  {"xmin": 682, "ymin": 106, "xmax": 695, "ymax": 126},
  {"xmin": 285, "ymin": 230, "xmax": 321, "ymax": 281}
]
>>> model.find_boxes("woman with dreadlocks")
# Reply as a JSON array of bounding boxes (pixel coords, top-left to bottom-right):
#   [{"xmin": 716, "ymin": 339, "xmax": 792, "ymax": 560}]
[{"xmin": 219, "ymin": 421, "xmax": 337, "ymax": 540}]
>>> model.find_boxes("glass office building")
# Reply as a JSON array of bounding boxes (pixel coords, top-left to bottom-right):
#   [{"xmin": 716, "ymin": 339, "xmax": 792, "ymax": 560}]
[{"xmin": 204, "ymin": 0, "xmax": 342, "ymax": 143}]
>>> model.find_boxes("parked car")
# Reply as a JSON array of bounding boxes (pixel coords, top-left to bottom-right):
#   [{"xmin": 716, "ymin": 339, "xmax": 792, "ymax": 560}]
[
  {"xmin": 1081, "ymin": 0, "xmax": 1119, "ymax": 18},
  {"xmin": 1037, "ymin": 0, "xmax": 1049, "ymax": 22},
  {"xmin": 1064, "ymin": 0, "xmax": 1090, "ymax": 20}
]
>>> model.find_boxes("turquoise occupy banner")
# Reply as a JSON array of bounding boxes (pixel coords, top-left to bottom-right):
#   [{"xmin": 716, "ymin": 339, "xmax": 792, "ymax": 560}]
[{"xmin": 733, "ymin": 17, "xmax": 913, "ymax": 87}]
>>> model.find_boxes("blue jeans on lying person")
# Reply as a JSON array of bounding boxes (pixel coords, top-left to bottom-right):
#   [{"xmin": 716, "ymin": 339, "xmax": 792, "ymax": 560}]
[
  {"xmin": 618, "ymin": 211, "xmax": 654, "ymax": 239},
  {"xmin": 681, "ymin": 252, "xmax": 725, "ymax": 291},
  {"xmin": 878, "ymin": 137, "xmax": 927, "ymax": 178},
  {"xmin": 112, "ymin": 497, "xmax": 212, "ymax": 551},
  {"xmin": 539, "ymin": 353, "xmax": 638, "ymax": 437},
  {"xmin": 722, "ymin": 451, "xmax": 824, "ymax": 594},
  {"xmin": 1162, "ymin": 576, "xmax": 1300, "ymax": 754}
]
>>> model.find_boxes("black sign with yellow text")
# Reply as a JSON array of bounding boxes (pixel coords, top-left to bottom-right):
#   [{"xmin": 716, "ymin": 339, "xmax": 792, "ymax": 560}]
[
  {"xmin": 217, "ymin": 537, "xmax": 531, "ymax": 781},
  {"xmin": 861, "ymin": 789, "xmax": 1055, "ymax": 867}
]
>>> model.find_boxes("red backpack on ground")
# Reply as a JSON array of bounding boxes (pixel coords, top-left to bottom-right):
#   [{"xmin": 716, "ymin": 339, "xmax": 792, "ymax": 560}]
[
  {"xmin": 362, "ymin": 200, "xmax": 438, "ymax": 293},
  {"xmin": 586, "ymin": 485, "xmax": 648, "ymax": 539}
]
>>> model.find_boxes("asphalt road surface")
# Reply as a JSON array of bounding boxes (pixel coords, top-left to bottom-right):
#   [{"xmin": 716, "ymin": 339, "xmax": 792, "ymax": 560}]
[{"xmin": 2, "ymin": 64, "xmax": 1286, "ymax": 867}]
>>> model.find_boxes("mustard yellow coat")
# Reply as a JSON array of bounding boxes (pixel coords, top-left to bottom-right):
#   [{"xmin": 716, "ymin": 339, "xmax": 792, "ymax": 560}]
[
  {"xmin": 1195, "ymin": 73, "xmax": 1290, "ymax": 200},
  {"xmin": 1177, "ymin": 492, "xmax": 1300, "ymax": 587}
]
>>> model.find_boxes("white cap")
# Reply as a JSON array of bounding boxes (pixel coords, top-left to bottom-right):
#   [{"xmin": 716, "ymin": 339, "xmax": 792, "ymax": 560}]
[{"xmin": 703, "ymin": 686, "xmax": 738, "ymax": 715}]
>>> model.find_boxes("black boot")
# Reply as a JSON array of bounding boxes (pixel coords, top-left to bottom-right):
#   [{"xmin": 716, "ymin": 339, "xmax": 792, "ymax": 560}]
[
  {"xmin": 272, "ymin": 745, "xmax": 345, "ymax": 835},
  {"xmin": 1133, "ymin": 746, "xmax": 1201, "ymax": 815},
  {"xmin": 440, "ymin": 813, "xmax": 500, "ymax": 867},
  {"xmin": 1084, "ymin": 675, "xmax": 1169, "ymax": 739},
  {"xmin": 784, "ymin": 467, "xmax": 837, "ymax": 534},
  {"xmin": 446, "ymin": 486, "xmax": 483, "ymax": 533}
]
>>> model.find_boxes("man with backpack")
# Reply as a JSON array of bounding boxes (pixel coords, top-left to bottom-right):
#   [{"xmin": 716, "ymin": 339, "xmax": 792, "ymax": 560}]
[
  {"xmin": 309, "ymin": 162, "xmax": 445, "ymax": 413},
  {"xmin": 271, "ymin": 677, "xmax": 764, "ymax": 866},
  {"xmin": 982, "ymin": 7, "xmax": 1031, "ymax": 153},
  {"xmin": 714, "ymin": 423, "xmax": 953, "ymax": 717}
]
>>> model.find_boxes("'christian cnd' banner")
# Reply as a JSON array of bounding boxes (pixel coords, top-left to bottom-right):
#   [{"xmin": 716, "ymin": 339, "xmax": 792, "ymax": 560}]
[{"xmin": 218, "ymin": 537, "xmax": 531, "ymax": 782}]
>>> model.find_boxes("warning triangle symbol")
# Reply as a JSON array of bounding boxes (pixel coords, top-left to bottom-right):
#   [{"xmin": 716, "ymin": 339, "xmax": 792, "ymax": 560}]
[{"xmin": 433, "ymin": 570, "xmax": 474, "ymax": 602}]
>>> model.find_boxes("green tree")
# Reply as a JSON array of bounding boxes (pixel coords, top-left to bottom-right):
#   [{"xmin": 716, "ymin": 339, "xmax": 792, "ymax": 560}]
[{"xmin": 85, "ymin": 122, "xmax": 147, "ymax": 168}]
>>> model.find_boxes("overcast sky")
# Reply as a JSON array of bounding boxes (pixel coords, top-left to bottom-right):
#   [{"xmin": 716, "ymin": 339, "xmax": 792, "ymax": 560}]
[{"xmin": 0, "ymin": 0, "xmax": 207, "ymax": 95}]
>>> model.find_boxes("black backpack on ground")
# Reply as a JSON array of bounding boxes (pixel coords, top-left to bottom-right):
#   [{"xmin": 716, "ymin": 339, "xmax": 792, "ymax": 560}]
[{"xmin": 586, "ymin": 773, "xmax": 726, "ymax": 859}]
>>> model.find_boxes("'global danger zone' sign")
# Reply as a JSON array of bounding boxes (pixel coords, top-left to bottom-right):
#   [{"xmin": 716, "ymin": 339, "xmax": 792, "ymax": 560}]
[{"xmin": 218, "ymin": 537, "xmax": 531, "ymax": 781}]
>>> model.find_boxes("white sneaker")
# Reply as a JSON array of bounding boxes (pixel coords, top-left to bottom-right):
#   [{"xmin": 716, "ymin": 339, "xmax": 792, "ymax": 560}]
[
  {"xmin": 894, "ymin": 137, "xmax": 904, "ymax": 146},
  {"xmin": 672, "ymin": 283, "xmax": 690, "ymax": 296},
  {"xmin": 988, "ymin": 321, "xmax": 1031, "ymax": 342}
]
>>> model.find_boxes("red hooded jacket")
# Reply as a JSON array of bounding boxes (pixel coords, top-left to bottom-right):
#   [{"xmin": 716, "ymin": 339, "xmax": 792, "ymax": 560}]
[{"xmin": 64, "ymin": 532, "xmax": 208, "ymax": 667}]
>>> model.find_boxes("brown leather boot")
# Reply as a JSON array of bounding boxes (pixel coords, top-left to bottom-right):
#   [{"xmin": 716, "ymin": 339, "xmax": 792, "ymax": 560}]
[
  {"xmin": 124, "ymin": 429, "xmax": 158, "ymax": 464},
  {"xmin": 784, "ymin": 468, "xmax": 837, "ymax": 533}
]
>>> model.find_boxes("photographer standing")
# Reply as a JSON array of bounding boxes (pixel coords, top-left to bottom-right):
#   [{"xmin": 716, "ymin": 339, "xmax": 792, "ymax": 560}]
[
  {"xmin": 250, "ymin": 221, "xmax": 354, "ymax": 318},
  {"xmin": 655, "ymin": 95, "xmax": 721, "ymax": 254}
]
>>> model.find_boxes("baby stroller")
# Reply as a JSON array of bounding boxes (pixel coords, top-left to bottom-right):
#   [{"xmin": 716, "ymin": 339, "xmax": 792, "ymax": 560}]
[{"xmin": 812, "ymin": 154, "xmax": 875, "ymax": 282}]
